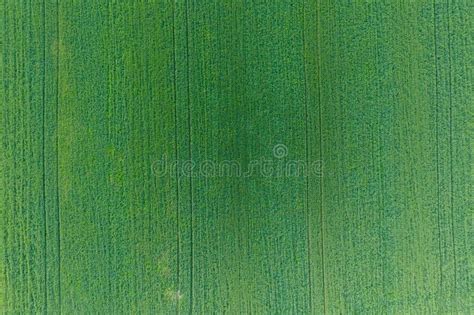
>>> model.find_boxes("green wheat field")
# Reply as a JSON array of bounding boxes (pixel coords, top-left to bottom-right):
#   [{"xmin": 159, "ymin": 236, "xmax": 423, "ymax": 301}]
[{"xmin": 1, "ymin": 0, "xmax": 473, "ymax": 314}]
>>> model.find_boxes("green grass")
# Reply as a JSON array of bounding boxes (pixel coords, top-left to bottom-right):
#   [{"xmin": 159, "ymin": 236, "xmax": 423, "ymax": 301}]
[{"xmin": 1, "ymin": 0, "xmax": 473, "ymax": 313}]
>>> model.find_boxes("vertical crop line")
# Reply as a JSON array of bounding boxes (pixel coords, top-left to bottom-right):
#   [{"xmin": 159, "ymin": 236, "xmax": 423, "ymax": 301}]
[
  {"xmin": 316, "ymin": 0, "xmax": 327, "ymax": 313},
  {"xmin": 55, "ymin": 0, "xmax": 62, "ymax": 312},
  {"xmin": 42, "ymin": 0, "xmax": 47, "ymax": 312},
  {"xmin": 301, "ymin": 0, "xmax": 313, "ymax": 312},
  {"xmin": 1, "ymin": 0, "xmax": 7, "ymax": 309},
  {"xmin": 446, "ymin": 0, "xmax": 457, "ymax": 294},
  {"xmin": 432, "ymin": 0, "xmax": 444, "ymax": 289},
  {"xmin": 184, "ymin": 0, "xmax": 194, "ymax": 312},
  {"xmin": 373, "ymin": 3, "xmax": 386, "ymax": 309},
  {"xmin": 171, "ymin": 1, "xmax": 180, "ymax": 313}
]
